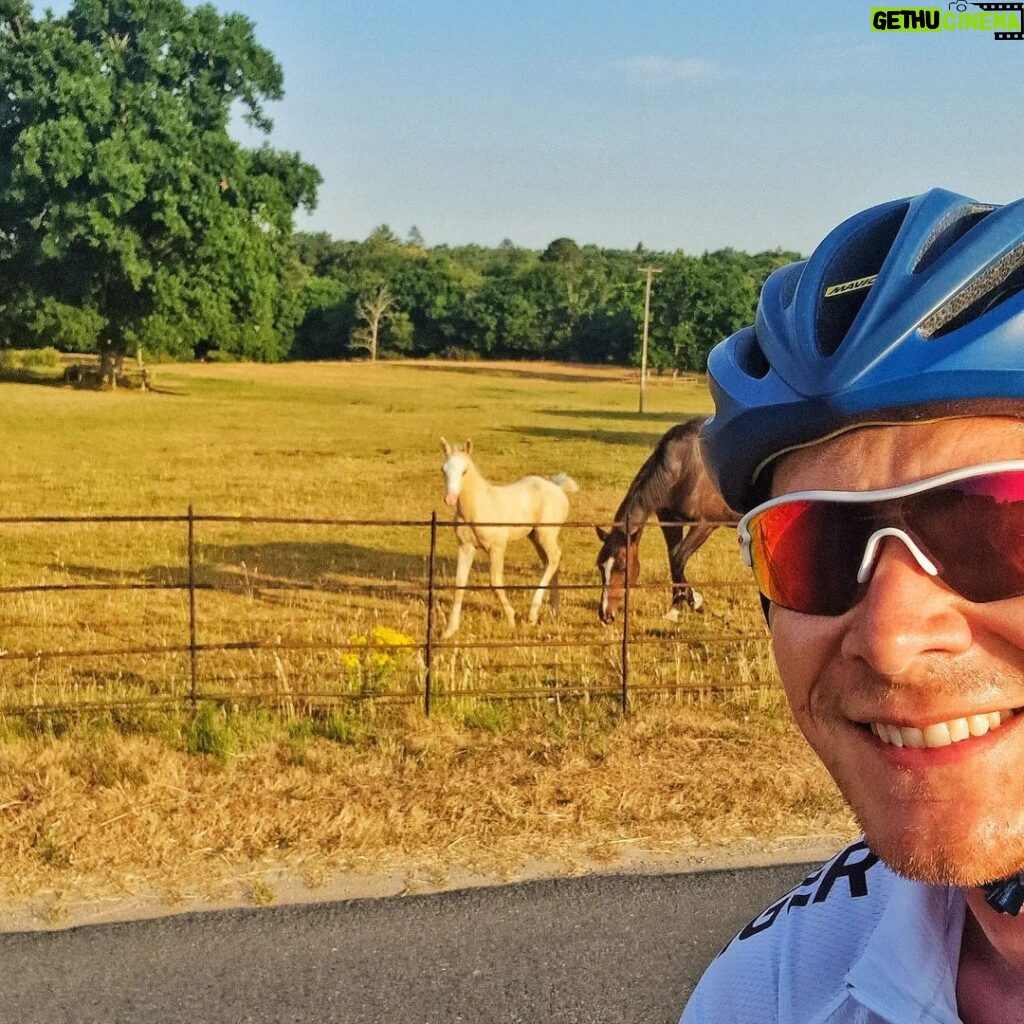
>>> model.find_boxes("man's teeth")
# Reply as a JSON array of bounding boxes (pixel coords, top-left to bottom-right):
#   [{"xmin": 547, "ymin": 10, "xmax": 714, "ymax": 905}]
[{"xmin": 870, "ymin": 711, "xmax": 1014, "ymax": 749}]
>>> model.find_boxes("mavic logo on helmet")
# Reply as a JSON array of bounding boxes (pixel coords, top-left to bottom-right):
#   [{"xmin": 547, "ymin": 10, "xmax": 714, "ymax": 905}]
[
  {"xmin": 824, "ymin": 275, "xmax": 878, "ymax": 299},
  {"xmin": 871, "ymin": 4, "xmax": 1024, "ymax": 38}
]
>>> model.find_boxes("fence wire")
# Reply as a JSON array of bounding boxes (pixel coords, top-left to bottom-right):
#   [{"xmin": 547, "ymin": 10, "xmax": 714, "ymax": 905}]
[{"xmin": 0, "ymin": 509, "xmax": 773, "ymax": 717}]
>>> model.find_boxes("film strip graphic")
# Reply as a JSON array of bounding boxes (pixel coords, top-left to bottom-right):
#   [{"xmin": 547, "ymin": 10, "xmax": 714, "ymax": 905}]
[{"xmin": 972, "ymin": 2, "xmax": 1024, "ymax": 39}]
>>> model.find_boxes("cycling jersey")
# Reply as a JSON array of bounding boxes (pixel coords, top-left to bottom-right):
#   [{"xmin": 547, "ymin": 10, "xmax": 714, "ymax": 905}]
[{"xmin": 680, "ymin": 840, "xmax": 966, "ymax": 1024}]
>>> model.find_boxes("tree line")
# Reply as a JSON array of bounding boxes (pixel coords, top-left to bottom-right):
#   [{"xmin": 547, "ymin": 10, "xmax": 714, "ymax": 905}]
[
  {"xmin": 292, "ymin": 229, "xmax": 800, "ymax": 372},
  {"xmin": 0, "ymin": 0, "xmax": 800, "ymax": 380}
]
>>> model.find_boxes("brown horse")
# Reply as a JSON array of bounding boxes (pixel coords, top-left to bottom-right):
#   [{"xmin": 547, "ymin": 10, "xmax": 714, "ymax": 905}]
[{"xmin": 595, "ymin": 418, "xmax": 738, "ymax": 623}]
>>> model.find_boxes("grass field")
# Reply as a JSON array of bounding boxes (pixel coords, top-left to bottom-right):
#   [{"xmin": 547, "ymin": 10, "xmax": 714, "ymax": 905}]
[
  {"xmin": 0, "ymin": 359, "xmax": 855, "ymax": 917},
  {"xmin": 0, "ymin": 359, "xmax": 770, "ymax": 707}
]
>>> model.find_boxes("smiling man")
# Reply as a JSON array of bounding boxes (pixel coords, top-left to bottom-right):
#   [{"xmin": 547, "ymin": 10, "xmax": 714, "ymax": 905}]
[{"xmin": 681, "ymin": 189, "xmax": 1024, "ymax": 1023}]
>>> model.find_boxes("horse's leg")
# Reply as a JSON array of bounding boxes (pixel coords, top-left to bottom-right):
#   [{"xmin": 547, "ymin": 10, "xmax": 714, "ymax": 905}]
[
  {"xmin": 527, "ymin": 527, "xmax": 562, "ymax": 624},
  {"xmin": 442, "ymin": 541, "xmax": 476, "ymax": 639},
  {"xmin": 537, "ymin": 532, "xmax": 561, "ymax": 616},
  {"xmin": 658, "ymin": 515, "xmax": 687, "ymax": 621},
  {"xmin": 487, "ymin": 542, "xmax": 517, "ymax": 626},
  {"xmin": 664, "ymin": 522, "xmax": 716, "ymax": 619}
]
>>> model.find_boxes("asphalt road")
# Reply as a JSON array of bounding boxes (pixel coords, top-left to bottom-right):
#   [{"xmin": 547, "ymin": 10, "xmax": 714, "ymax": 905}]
[{"xmin": 0, "ymin": 862, "xmax": 815, "ymax": 1024}]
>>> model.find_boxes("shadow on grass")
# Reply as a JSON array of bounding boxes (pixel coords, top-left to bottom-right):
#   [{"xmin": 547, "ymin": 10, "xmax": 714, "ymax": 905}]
[
  {"xmin": 508, "ymin": 425, "xmax": 669, "ymax": 447},
  {"xmin": 60, "ymin": 540, "xmax": 449, "ymax": 591},
  {"xmin": 405, "ymin": 363, "xmax": 627, "ymax": 385},
  {"xmin": 539, "ymin": 409, "xmax": 696, "ymax": 424},
  {"xmin": 0, "ymin": 367, "xmax": 186, "ymax": 396},
  {"xmin": 0, "ymin": 368, "xmax": 66, "ymax": 387},
  {"xmin": 197, "ymin": 541, "xmax": 439, "ymax": 584},
  {"xmin": 55, "ymin": 535, "xmax": 595, "ymax": 611}
]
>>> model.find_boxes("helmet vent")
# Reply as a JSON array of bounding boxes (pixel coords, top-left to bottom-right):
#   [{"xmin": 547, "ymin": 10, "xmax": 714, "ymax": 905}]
[
  {"xmin": 921, "ymin": 242, "xmax": 1024, "ymax": 339},
  {"xmin": 914, "ymin": 205, "xmax": 994, "ymax": 275},
  {"xmin": 734, "ymin": 328, "xmax": 770, "ymax": 379},
  {"xmin": 816, "ymin": 202, "xmax": 909, "ymax": 357},
  {"xmin": 780, "ymin": 267, "xmax": 799, "ymax": 309}
]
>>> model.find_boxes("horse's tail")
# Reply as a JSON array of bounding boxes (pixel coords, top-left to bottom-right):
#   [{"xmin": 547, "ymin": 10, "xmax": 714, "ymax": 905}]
[{"xmin": 551, "ymin": 473, "xmax": 579, "ymax": 494}]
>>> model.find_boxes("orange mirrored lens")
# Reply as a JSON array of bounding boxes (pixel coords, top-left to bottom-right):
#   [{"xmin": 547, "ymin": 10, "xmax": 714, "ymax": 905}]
[{"xmin": 746, "ymin": 469, "xmax": 1024, "ymax": 615}]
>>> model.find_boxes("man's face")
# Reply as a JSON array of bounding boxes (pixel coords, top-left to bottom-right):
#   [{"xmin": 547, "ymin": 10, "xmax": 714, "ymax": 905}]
[{"xmin": 770, "ymin": 416, "xmax": 1024, "ymax": 886}]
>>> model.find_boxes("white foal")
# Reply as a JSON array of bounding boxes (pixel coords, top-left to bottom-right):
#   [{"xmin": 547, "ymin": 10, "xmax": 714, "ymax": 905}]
[{"xmin": 439, "ymin": 437, "xmax": 578, "ymax": 639}]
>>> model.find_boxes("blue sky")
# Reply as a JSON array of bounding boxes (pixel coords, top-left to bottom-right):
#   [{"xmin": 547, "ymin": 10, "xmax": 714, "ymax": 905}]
[{"xmin": 32, "ymin": 0, "xmax": 1024, "ymax": 254}]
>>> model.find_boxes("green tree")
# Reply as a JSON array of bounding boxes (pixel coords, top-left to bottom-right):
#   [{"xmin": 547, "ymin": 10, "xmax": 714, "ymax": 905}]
[
  {"xmin": 381, "ymin": 309, "xmax": 414, "ymax": 355},
  {"xmin": 0, "ymin": 0, "xmax": 320, "ymax": 382},
  {"xmin": 541, "ymin": 237, "xmax": 583, "ymax": 302},
  {"xmin": 682, "ymin": 249, "xmax": 780, "ymax": 370},
  {"xmin": 289, "ymin": 226, "xmax": 802, "ymax": 367}
]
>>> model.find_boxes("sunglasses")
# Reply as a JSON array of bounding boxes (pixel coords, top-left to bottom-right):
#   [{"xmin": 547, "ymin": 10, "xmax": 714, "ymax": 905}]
[{"xmin": 738, "ymin": 461, "xmax": 1024, "ymax": 616}]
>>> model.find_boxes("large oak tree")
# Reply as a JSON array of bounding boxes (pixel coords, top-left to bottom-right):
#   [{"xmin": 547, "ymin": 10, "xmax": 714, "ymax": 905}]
[{"xmin": 0, "ymin": 0, "xmax": 320, "ymax": 381}]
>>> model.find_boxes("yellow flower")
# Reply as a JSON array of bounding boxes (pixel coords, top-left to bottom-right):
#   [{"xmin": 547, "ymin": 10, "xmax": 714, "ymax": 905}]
[
  {"xmin": 368, "ymin": 626, "xmax": 415, "ymax": 649},
  {"xmin": 339, "ymin": 626, "xmax": 416, "ymax": 694}
]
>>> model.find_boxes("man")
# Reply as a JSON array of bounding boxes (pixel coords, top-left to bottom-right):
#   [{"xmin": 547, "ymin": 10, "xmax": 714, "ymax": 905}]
[{"xmin": 682, "ymin": 188, "xmax": 1024, "ymax": 1023}]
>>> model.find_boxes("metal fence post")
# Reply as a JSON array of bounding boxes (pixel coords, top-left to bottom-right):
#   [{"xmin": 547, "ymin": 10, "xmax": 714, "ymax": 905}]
[
  {"xmin": 620, "ymin": 506, "xmax": 633, "ymax": 717},
  {"xmin": 424, "ymin": 511, "xmax": 437, "ymax": 716},
  {"xmin": 188, "ymin": 505, "xmax": 198, "ymax": 709}
]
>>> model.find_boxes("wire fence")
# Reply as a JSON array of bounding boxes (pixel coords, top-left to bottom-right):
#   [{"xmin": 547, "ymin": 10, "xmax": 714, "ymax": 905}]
[{"xmin": 0, "ymin": 509, "xmax": 773, "ymax": 717}]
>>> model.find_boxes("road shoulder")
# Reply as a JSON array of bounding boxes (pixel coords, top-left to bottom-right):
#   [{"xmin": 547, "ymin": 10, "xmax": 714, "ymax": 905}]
[{"xmin": 0, "ymin": 834, "xmax": 847, "ymax": 932}]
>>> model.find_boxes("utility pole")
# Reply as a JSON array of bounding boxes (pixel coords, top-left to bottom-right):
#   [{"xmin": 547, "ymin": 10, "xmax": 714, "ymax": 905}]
[{"xmin": 638, "ymin": 265, "xmax": 662, "ymax": 413}]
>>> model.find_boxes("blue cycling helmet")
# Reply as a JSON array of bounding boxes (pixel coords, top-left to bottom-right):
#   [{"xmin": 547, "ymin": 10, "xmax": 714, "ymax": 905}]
[{"xmin": 700, "ymin": 188, "xmax": 1024, "ymax": 512}]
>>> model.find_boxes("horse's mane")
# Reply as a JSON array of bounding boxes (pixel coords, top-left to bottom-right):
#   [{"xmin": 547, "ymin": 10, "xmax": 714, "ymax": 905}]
[{"xmin": 612, "ymin": 417, "xmax": 705, "ymax": 529}]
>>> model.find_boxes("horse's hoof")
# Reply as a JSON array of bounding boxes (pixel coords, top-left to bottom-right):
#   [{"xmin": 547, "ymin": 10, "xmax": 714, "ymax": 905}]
[{"xmin": 662, "ymin": 607, "xmax": 681, "ymax": 623}]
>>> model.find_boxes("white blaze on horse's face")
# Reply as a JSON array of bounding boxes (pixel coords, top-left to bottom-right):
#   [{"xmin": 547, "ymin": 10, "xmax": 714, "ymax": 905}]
[
  {"xmin": 442, "ymin": 452, "xmax": 469, "ymax": 507},
  {"xmin": 599, "ymin": 557, "xmax": 615, "ymax": 620}
]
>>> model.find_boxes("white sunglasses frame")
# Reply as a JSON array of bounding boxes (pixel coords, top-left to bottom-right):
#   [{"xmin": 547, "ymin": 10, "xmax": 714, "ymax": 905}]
[{"xmin": 738, "ymin": 459, "xmax": 1024, "ymax": 591}]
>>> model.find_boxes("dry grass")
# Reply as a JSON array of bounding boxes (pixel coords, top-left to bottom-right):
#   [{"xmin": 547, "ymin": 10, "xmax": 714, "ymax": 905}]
[
  {"xmin": 0, "ymin": 360, "xmax": 856, "ymax": 910},
  {"xmin": 0, "ymin": 697, "xmax": 853, "ymax": 910},
  {"xmin": 0, "ymin": 359, "xmax": 770, "ymax": 708}
]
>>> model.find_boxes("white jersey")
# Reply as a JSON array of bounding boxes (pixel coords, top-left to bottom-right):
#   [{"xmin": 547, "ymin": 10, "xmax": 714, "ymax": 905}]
[{"xmin": 680, "ymin": 840, "xmax": 966, "ymax": 1024}]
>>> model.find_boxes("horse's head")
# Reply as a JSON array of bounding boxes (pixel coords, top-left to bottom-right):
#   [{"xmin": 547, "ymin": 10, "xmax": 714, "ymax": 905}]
[
  {"xmin": 440, "ymin": 436, "xmax": 473, "ymax": 507},
  {"xmin": 595, "ymin": 524, "xmax": 641, "ymax": 624}
]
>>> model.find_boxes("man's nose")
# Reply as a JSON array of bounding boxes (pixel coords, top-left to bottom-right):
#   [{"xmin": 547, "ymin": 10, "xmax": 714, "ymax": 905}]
[{"xmin": 841, "ymin": 534, "xmax": 972, "ymax": 677}]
